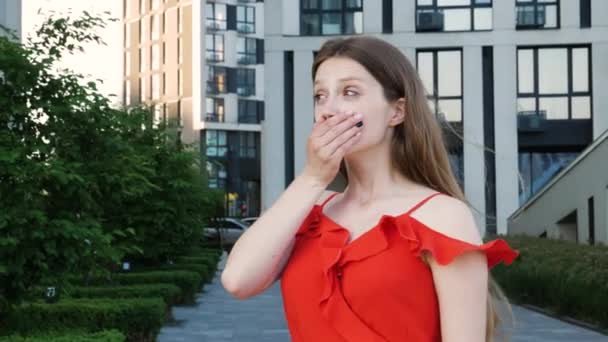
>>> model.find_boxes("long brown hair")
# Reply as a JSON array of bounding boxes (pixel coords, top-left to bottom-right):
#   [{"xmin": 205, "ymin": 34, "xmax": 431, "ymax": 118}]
[{"xmin": 312, "ymin": 36, "xmax": 512, "ymax": 342}]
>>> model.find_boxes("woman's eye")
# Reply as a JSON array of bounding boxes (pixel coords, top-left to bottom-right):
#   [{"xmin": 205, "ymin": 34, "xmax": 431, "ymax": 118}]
[
  {"xmin": 344, "ymin": 89, "xmax": 359, "ymax": 96},
  {"xmin": 314, "ymin": 94, "xmax": 325, "ymax": 101}
]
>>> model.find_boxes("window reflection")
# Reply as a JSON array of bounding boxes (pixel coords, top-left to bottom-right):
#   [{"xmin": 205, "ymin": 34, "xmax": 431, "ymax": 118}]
[
  {"xmin": 519, "ymin": 152, "xmax": 578, "ymax": 204},
  {"xmin": 517, "ymin": 46, "xmax": 591, "ymax": 120},
  {"xmin": 416, "ymin": 0, "xmax": 492, "ymax": 32},
  {"xmin": 416, "ymin": 49, "xmax": 463, "ymax": 122},
  {"xmin": 516, "ymin": 0, "xmax": 559, "ymax": 29},
  {"xmin": 301, "ymin": 0, "xmax": 363, "ymax": 35}
]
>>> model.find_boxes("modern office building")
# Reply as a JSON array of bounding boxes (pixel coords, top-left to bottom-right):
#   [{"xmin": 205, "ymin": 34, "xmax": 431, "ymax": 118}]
[
  {"xmin": 262, "ymin": 0, "xmax": 608, "ymax": 236},
  {"xmin": 123, "ymin": 0, "xmax": 264, "ymax": 217}
]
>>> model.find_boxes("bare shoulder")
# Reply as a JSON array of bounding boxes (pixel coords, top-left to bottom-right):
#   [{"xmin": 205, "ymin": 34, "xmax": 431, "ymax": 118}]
[
  {"xmin": 410, "ymin": 193, "xmax": 483, "ymax": 245},
  {"xmin": 315, "ymin": 190, "xmax": 339, "ymax": 206}
]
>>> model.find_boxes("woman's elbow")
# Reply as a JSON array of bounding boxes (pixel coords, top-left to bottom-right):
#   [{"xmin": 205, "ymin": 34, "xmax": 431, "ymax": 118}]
[{"xmin": 221, "ymin": 268, "xmax": 255, "ymax": 300}]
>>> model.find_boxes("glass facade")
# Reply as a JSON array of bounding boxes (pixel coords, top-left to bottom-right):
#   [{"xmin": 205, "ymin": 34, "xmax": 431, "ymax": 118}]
[
  {"xmin": 517, "ymin": 46, "xmax": 591, "ymax": 120},
  {"xmin": 301, "ymin": 0, "xmax": 363, "ymax": 35},
  {"xmin": 416, "ymin": 0, "xmax": 493, "ymax": 32},
  {"xmin": 417, "ymin": 49, "xmax": 463, "ymax": 122},
  {"xmin": 518, "ymin": 152, "xmax": 577, "ymax": 204}
]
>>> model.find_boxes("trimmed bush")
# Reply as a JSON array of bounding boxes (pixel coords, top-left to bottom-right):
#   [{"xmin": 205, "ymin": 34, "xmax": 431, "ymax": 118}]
[
  {"xmin": 27, "ymin": 284, "xmax": 182, "ymax": 306},
  {"xmin": 79, "ymin": 271, "xmax": 202, "ymax": 303},
  {"xmin": 491, "ymin": 235, "xmax": 608, "ymax": 330},
  {"xmin": 0, "ymin": 330, "xmax": 125, "ymax": 342},
  {"xmin": 2, "ymin": 298, "xmax": 164, "ymax": 342}
]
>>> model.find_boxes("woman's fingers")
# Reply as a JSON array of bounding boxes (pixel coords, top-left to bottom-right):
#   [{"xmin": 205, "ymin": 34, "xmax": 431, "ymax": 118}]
[
  {"xmin": 326, "ymin": 124, "xmax": 362, "ymax": 160},
  {"xmin": 312, "ymin": 111, "xmax": 352, "ymax": 138},
  {"xmin": 317, "ymin": 112, "xmax": 362, "ymax": 146}
]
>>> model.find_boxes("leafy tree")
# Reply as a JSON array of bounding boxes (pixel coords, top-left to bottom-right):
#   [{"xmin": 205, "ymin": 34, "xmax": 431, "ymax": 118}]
[{"xmin": 0, "ymin": 12, "xmax": 221, "ymax": 311}]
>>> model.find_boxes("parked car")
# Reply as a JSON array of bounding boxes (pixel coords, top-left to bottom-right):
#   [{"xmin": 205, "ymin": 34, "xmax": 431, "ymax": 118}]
[
  {"xmin": 241, "ymin": 217, "xmax": 258, "ymax": 226},
  {"xmin": 203, "ymin": 217, "xmax": 250, "ymax": 245}
]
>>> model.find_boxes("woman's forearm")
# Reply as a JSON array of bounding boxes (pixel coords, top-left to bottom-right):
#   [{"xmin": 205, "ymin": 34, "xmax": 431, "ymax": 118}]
[{"xmin": 221, "ymin": 173, "xmax": 326, "ymax": 299}]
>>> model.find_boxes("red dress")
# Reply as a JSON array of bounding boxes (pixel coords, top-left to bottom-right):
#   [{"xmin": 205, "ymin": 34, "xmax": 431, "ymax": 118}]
[{"xmin": 280, "ymin": 192, "xmax": 519, "ymax": 342}]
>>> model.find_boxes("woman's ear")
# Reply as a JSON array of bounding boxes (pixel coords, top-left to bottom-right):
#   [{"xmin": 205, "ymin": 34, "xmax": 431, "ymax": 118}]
[{"xmin": 389, "ymin": 98, "xmax": 406, "ymax": 127}]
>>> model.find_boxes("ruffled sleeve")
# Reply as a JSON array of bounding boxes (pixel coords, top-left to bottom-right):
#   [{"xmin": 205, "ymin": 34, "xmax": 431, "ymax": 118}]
[{"xmin": 398, "ymin": 216, "xmax": 519, "ymax": 269}]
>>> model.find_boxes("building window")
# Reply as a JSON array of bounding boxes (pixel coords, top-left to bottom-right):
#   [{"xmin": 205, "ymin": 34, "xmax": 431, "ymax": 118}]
[
  {"xmin": 518, "ymin": 152, "xmax": 577, "ymax": 204},
  {"xmin": 206, "ymin": 34, "xmax": 224, "ymax": 62},
  {"xmin": 580, "ymin": 0, "xmax": 591, "ymax": 28},
  {"xmin": 206, "ymin": 3, "xmax": 227, "ymax": 31},
  {"xmin": 207, "ymin": 66, "xmax": 227, "ymax": 94},
  {"xmin": 238, "ymin": 100, "xmax": 263, "ymax": 123},
  {"xmin": 237, "ymin": 68, "xmax": 255, "ymax": 97},
  {"xmin": 152, "ymin": 44, "xmax": 160, "ymax": 70},
  {"xmin": 205, "ymin": 97, "xmax": 225, "ymax": 122},
  {"xmin": 517, "ymin": 46, "xmax": 591, "ymax": 120},
  {"xmin": 416, "ymin": 0, "xmax": 493, "ymax": 32},
  {"xmin": 237, "ymin": 6, "xmax": 256, "ymax": 33},
  {"xmin": 238, "ymin": 132, "xmax": 257, "ymax": 158},
  {"xmin": 516, "ymin": 0, "xmax": 559, "ymax": 29},
  {"xmin": 151, "ymin": 14, "xmax": 160, "ymax": 40},
  {"xmin": 206, "ymin": 160, "xmax": 227, "ymax": 189},
  {"xmin": 237, "ymin": 38, "xmax": 257, "ymax": 65},
  {"xmin": 301, "ymin": 0, "xmax": 363, "ymax": 36},
  {"xmin": 416, "ymin": 49, "xmax": 463, "ymax": 122},
  {"xmin": 178, "ymin": 6, "xmax": 183, "ymax": 33},
  {"xmin": 206, "ymin": 130, "xmax": 228, "ymax": 157},
  {"xmin": 152, "ymin": 73, "xmax": 160, "ymax": 98}
]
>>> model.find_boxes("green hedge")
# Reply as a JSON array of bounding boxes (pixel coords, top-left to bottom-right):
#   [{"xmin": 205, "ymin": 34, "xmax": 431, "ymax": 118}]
[
  {"xmin": 81, "ymin": 271, "xmax": 202, "ymax": 303},
  {"xmin": 491, "ymin": 235, "xmax": 608, "ymax": 330},
  {"xmin": 2, "ymin": 298, "xmax": 164, "ymax": 342},
  {"xmin": 72, "ymin": 284, "xmax": 181, "ymax": 306},
  {"xmin": 28, "ymin": 284, "xmax": 182, "ymax": 306},
  {"xmin": 0, "ymin": 330, "xmax": 125, "ymax": 342},
  {"xmin": 129, "ymin": 263, "xmax": 211, "ymax": 281}
]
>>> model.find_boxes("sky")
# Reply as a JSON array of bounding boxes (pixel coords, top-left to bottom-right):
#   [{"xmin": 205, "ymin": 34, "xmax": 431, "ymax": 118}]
[{"xmin": 21, "ymin": 0, "xmax": 124, "ymax": 106}]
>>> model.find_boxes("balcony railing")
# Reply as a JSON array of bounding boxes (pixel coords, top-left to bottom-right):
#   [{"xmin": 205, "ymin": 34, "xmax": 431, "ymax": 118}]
[
  {"xmin": 205, "ymin": 113, "xmax": 225, "ymax": 123},
  {"xmin": 206, "ymin": 82, "xmax": 226, "ymax": 95},
  {"xmin": 237, "ymin": 23, "xmax": 255, "ymax": 34},
  {"xmin": 206, "ymin": 20, "xmax": 223, "ymax": 31},
  {"xmin": 517, "ymin": 110, "xmax": 547, "ymax": 132},
  {"xmin": 237, "ymin": 55, "xmax": 256, "ymax": 65},
  {"xmin": 206, "ymin": 51, "xmax": 224, "ymax": 63},
  {"xmin": 237, "ymin": 86, "xmax": 254, "ymax": 97}
]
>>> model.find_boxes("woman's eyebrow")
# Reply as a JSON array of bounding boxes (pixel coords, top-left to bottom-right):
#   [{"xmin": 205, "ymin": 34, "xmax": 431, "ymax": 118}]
[{"xmin": 314, "ymin": 77, "xmax": 364, "ymax": 86}]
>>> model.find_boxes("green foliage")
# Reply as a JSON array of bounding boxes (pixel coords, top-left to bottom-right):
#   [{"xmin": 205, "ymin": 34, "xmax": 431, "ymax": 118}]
[
  {"xmin": 28, "ymin": 284, "xmax": 182, "ymax": 307},
  {"xmin": 0, "ymin": 330, "xmax": 125, "ymax": 342},
  {"xmin": 0, "ymin": 11, "xmax": 222, "ymax": 309},
  {"xmin": 2, "ymin": 298, "xmax": 164, "ymax": 342},
  {"xmin": 78, "ymin": 271, "xmax": 202, "ymax": 304},
  {"xmin": 491, "ymin": 235, "xmax": 608, "ymax": 330}
]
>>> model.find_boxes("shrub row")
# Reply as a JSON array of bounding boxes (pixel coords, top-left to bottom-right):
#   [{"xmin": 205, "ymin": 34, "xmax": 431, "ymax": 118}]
[
  {"xmin": 0, "ymin": 330, "xmax": 125, "ymax": 342},
  {"xmin": 491, "ymin": 235, "xmax": 608, "ymax": 330},
  {"xmin": 2, "ymin": 298, "xmax": 164, "ymax": 342}
]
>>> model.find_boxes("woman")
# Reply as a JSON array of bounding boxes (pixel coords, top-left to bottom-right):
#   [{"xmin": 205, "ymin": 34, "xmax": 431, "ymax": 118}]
[{"xmin": 221, "ymin": 36, "xmax": 519, "ymax": 342}]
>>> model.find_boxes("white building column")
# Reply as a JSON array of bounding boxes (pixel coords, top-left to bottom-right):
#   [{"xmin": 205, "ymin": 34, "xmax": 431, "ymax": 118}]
[
  {"xmin": 493, "ymin": 0, "xmax": 515, "ymax": 31},
  {"xmin": 493, "ymin": 45, "xmax": 519, "ymax": 235},
  {"xmin": 592, "ymin": 43, "xmax": 608, "ymax": 138},
  {"xmin": 560, "ymin": 0, "xmax": 579, "ymax": 29},
  {"xmin": 591, "ymin": 0, "xmax": 608, "ymax": 27},
  {"xmin": 463, "ymin": 46, "xmax": 486, "ymax": 236},
  {"xmin": 293, "ymin": 51, "xmax": 314, "ymax": 175},
  {"xmin": 393, "ymin": 0, "xmax": 414, "ymax": 33},
  {"xmin": 282, "ymin": 0, "xmax": 299, "ymax": 36},
  {"xmin": 262, "ymin": 51, "xmax": 286, "ymax": 211},
  {"xmin": 363, "ymin": 0, "xmax": 382, "ymax": 34}
]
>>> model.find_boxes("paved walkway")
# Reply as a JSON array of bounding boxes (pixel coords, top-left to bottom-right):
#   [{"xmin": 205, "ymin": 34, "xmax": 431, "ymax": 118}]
[{"xmin": 158, "ymin": 253, "xmax": 607, "ymax": 342}]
